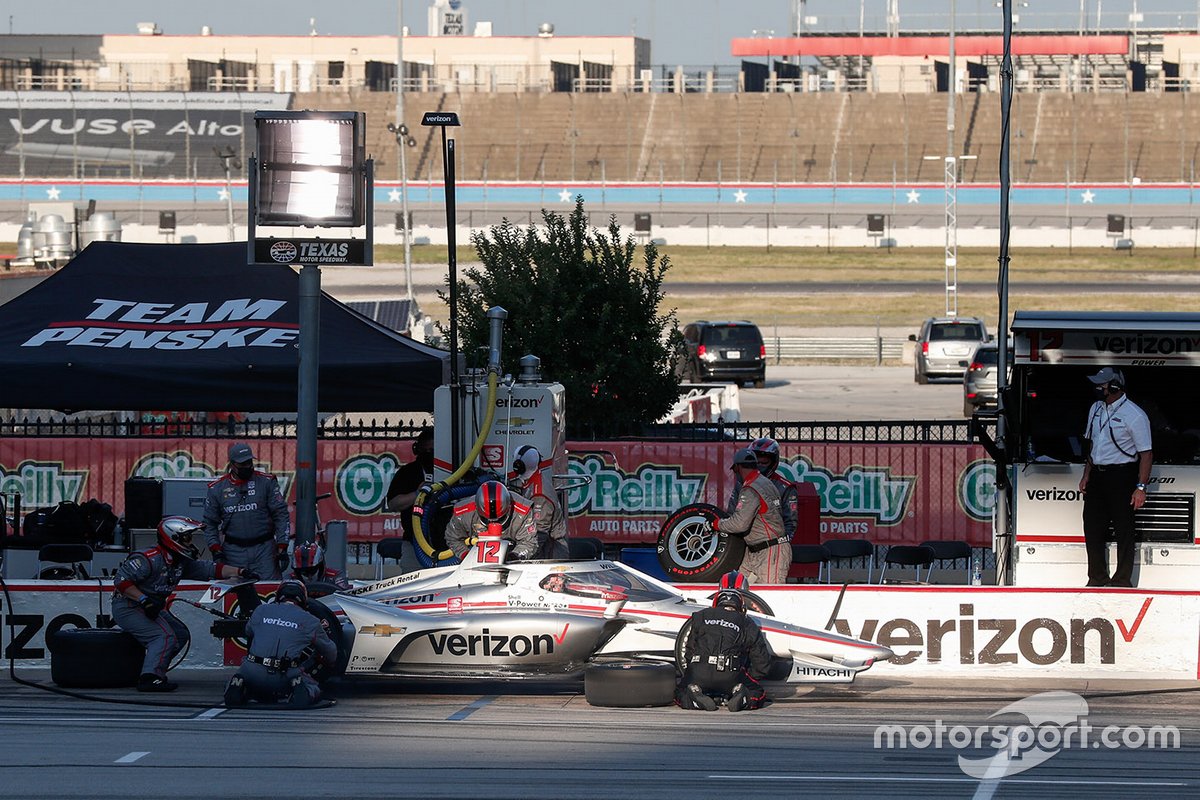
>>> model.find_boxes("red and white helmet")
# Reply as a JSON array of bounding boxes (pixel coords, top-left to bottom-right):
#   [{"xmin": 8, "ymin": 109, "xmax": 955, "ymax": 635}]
[
  {"xmin": 748, "ymin": 437, "xmax": 781, "ymax": 476},
  {"xmin": 714, "ymin": 570, "xmax": 750, "ymax": 610},
  {"xmin": 475, "ymin": 481, "xmax": 512, "ymax": 524},
  {"xmin": 157, "ymin": 516, "xmax": 202, "ymax": 561},
  {"xmin": 292, "ymin": 542, "xmax": 326, "ymax": 581}
]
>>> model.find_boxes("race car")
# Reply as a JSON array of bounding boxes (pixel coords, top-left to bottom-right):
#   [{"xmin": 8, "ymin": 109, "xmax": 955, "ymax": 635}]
[{"xmin": 232, "ymin": 533, "xmax": 894, "ymax": 690}]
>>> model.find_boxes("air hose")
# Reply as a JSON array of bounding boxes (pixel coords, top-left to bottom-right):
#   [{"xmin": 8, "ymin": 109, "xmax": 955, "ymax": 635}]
[{"xmin": 412, "ymin": 307, "xmax": 508, "ymax": 566}]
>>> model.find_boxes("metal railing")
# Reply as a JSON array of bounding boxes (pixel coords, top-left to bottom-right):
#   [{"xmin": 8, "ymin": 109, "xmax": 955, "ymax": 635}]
[{"xmin": 770, "ymin": 336, "xmax": 907, "ymax": 364}]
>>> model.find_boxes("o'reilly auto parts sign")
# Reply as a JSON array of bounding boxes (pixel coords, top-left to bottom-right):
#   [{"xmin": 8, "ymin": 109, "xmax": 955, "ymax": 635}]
[{"xmin": 254, "ymin": 238, "xmax": 368, "ymax": 265}]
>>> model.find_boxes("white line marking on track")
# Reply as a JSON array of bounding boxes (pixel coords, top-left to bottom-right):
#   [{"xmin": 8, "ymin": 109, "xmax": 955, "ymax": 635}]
[
  {"xmin": 196, "ymin": 707, "xmax": 226, "ymax": 719},
  {"xmin": 970, "ymin": 751, "xmax": 1011, "ymax": 800},
  {"xmin": 708, "ymin": 775, "xmax": 1185, "ymax": 786},
  {"xmin": 115, "ymin": 752, "xmax": 149, "ymax": 764}
]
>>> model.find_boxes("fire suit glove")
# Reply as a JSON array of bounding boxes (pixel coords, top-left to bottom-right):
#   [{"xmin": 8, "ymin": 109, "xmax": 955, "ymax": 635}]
[
  {"xmin": 239, "ymin": 568, "xmax": 260, "ymax": 581},
  {"xmin": 139, "ymin": 596, "xmax": 164, "ymax": 620},
  {"xmin": 710, "ymin": 517, "xmax": 719, "ymax": 532},
  {"xmin": 209, "ymin": 544, "xmax": 223, "ymax": 560},
  {"xmin": 276, "ymin": 545, "xmax": 289, "ymax": 574}
]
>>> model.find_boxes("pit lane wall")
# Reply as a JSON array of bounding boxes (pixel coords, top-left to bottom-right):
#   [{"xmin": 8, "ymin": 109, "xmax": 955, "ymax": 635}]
[
  {"xmin": 2, "ymin": 582, "xmax": 1197, "ymax": 680},
  {"xmin": 0, "ymin": 437, "xmax": 993, "ymax": 547}
]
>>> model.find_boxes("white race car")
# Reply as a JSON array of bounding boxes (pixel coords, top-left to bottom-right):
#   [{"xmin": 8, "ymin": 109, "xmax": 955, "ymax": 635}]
[{"xmin": 265, "ymin": 534, "xmax": 894, "ymax": 703}]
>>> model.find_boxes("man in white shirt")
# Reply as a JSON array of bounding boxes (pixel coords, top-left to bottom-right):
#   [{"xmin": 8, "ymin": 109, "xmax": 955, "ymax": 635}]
[{"xmin": 1078, "ymin": 367, "xmax": 1153, "ymax": 588}]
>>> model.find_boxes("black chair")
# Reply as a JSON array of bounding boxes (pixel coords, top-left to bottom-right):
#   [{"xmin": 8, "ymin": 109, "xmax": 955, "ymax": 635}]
[
  {"xmin": 790, "ymin": 544, "xmax": 830, "ymax": 583},
  {"xmin": 920, "ymin": 540, "xmax": 974, "ymax": 583},
  {"xmin": 374, "ymin": 537, "xmax": 405, "ymax": 579},
  {"xmin": 37, "ymin": 543, "xmax": 94, "ymax": 579},
  {"xmin": 568, "ymin": 537, "xmax": 604, "ymax": 560},
  {"xmin": 879, "ymin": 544, "xmax": 937, "ymax": 584},
  {"xmin": 823, "ymin": 538, "xmax": 875, "ymax": 583}
]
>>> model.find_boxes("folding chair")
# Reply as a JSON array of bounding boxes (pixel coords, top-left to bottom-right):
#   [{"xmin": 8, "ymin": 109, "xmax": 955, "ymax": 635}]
[
  {"xmin": 879, "ymin": 544, "xmax": 937, "ymax": 584},
  {"xmin": 790, "ymin": 544, "xmax": 830, "ymax": 583},
  {"xmin": 920, "ymin": 540, "xmax": 973, "ymax": 583},
  {"xmin": 37, "ymin": 543, "xmax": 94, "ymax": 580},
  {"xmin": 374, "ymin": 537, "xmax": 405, "ymax": 579},
  {"xmin": 824, "ymin": 538, "xmax": 875, "ymax": 583}
]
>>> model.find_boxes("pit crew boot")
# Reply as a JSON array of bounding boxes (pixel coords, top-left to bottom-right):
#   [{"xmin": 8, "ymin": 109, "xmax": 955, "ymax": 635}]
[
  {"xmin": 727, "ymin": 683, "xmax": 749, "ymax": 712},
  {"xmin": 685, "ymin": 683, "xmax": 718, "ymax": 711},
  {"xmin": 137, "ymin": 673, "xmax": 178, "ymax": 693},
  {"xmin": 223, "ymin": 675, "xmax": 248, "ymax": 707}
]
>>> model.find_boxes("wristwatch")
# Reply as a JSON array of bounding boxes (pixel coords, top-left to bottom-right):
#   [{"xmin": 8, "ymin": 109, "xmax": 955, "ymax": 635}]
[{"xmin": 1135, "ymin": 483, "xmax": 1147, "ymax": 490}]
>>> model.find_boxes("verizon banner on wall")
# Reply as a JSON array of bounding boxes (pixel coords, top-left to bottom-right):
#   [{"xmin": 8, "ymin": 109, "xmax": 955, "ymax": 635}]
[
  {"xmin": 753, "ymin": 585, "xmax": 1200, "ymax": 679},
  {"xmin": 0, "ymin": 438, "xmax": 995, "ymax": 546}
]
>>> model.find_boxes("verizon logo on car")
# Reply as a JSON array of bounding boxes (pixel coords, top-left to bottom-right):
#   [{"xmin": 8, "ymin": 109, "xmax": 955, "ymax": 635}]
[{"xmin": 21, "ymin": 297, "xmax": 298, "ymax": 350}]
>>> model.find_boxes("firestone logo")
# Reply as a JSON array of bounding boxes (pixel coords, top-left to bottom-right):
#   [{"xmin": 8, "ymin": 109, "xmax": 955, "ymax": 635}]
[{"xmin": 0, "ymin": 460, "xmax": 86, "ymax": 508}]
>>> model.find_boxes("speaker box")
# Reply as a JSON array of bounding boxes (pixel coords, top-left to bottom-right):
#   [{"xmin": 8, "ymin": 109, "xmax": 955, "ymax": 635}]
[{"xmin": 124, "ymin": 477, "xmax": 163, "ymax": 529}]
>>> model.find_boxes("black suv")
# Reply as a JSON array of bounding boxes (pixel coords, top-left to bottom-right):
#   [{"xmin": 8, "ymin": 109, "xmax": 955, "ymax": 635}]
[{"xmin": 680, "ymin": 321, "xmax": 766, "ymax": 388}]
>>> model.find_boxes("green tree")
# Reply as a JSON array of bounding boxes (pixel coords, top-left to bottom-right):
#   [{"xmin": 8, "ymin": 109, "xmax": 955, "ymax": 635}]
[{"xmin": 446, "ymin": 198, "xmax": 683, "ymax": 435}]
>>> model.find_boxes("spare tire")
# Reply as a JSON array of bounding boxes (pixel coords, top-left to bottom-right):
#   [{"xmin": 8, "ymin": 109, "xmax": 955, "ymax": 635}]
[
  {"xmin": 584, "ymin": 660, "xmax": 676, "ymax": 708},
  {"xmin": 48, "ymin": 626, "xmax": 144, "ymax": 688},
  {"xmin": 656, "ymin": 503, "xmax": 745, "ymax": 583}
]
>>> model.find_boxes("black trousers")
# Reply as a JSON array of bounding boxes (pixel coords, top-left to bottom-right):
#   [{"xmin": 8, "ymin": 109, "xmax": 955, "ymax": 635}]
[{"xmin": 1082, "ymin": 463, "xmax": 1138, "ymax": 587}]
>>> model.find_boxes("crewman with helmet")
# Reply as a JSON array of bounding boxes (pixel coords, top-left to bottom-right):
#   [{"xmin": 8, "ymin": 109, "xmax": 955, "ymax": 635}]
[
  {"xmin": 288, "ymin": 542, "xmax": 352, "ymax": 594},
  {"xmin": 733, "ymin": 437, "xmax": 799, "ymax": 542},
  {"xmin": 203, "ymin": 442, "xmax": 292, "ymax": 579},
  {"xmin": 676, "ymin": 571, "xmax": 773, "ymax": 712},
  {"xmin": 223, "ymin": 580, "xmax": 337, "ymax": 708},
  {"xmin": 112, "ymin": 516, "xmax": 257, "ymax": 692},
  {"xmin": 508, "ymin": 445, "xmax": 569, "ymax": 559},
  {"xmin": 445, "ymin": 480, "xmax": 539, "ymax": 562},
  {"xmin": 714, "ymin": 448, "xmax": 789, "ymax": 584}
]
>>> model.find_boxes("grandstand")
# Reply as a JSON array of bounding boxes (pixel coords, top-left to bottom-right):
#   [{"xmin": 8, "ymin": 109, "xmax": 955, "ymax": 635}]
[{"xmin": 2, "ymin": 27, "xmax": 1200, "ymax": 185}]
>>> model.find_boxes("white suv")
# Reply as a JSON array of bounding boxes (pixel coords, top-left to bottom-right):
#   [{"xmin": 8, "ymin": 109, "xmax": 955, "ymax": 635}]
[{"xmin": 911, "ymin": 316, "xmax": 990, "ymax": 384}]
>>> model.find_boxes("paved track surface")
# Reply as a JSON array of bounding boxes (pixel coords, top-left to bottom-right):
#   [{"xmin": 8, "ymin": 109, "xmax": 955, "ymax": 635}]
[{"xmin": 0, "ymin": 670, "xmax": 1195, "ymax": 799}]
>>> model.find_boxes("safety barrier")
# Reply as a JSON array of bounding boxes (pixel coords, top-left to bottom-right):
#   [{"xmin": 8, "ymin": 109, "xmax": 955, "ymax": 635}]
[{"xmin": 769, "ymin": 336, "xmax": 907, "ymax": 363}]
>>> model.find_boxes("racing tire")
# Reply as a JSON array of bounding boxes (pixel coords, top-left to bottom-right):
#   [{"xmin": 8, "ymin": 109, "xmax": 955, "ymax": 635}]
[
  {"xmin": 584, "ymin": 661, "xmax": 677, "ymax": 708},
  {"xmin": 307, "ymin": 601, "xmax": 352, "ymax": 682},
  {"xmin": 48, "ymin": 626, "xmax": 144, "ymax": 688},
  {"xmin": 656, "ymin": 504, "xmax": 745, "ymax": 583}
]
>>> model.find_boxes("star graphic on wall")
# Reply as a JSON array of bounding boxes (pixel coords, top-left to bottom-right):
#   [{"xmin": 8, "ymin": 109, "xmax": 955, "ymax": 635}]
[
  {"xmin": 1080, "ymin": 189, "xmax": 1096, "ymax": 204},
  {"xmin": 558, "ymin": 189, "xmax": 573, "ymax": 202},
  {"xmin": 46, "ymin": 187, "xmax": 61, "ymax": 200},
  {"xmin": 905, "ymin": 190, "xmax": 921, "ymax": 204},
  {"xmin": 387, "ymin": 188, "xmax": 401, "ymax": 202},
  {"xmin": 217, "ymin": 188, "xmax": 230, "ymax": 201},
  {"xmin": 733, "ymin": 189, "xmax": 748, "ymax": 203}
]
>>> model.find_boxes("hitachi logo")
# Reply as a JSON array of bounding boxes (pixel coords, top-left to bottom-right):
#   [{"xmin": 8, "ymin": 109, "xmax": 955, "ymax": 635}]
[
  {"xmin": 1025, "ymin": 487, "xmax": 1084, "ymax": 502},
  {"xmin": 428, "ymin": 627, "xmax": 559, "ymax": 657}
]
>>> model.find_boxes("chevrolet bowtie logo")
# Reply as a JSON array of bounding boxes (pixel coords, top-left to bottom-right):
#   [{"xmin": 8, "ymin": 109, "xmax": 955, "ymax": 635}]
[{"xmin": 359, "ymin": 624, "xmax": 406, "ymax": 637}]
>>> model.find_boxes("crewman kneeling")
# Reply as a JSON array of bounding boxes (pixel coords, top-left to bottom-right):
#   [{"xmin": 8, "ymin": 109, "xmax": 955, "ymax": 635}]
[
  {"xmin": 676, "ymin": 571, "xmax": 773, "ymax": 712},
  {"xmin": 223, "ymin": 580, "xmax": 336, "ymax": 708}
]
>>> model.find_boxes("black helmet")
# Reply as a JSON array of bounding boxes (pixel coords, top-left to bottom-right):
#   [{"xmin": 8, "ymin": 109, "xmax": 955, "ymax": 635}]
[
  {"xmin": 157, "ymin": 516, "xmax": 202, "ymax": 561},
  {"xmin": 714, "ymin": 589, "xmax": 746, "ymax": 613},
  {"xmin": 748, "ymin": 437, "xmax": 781, "ymax": 477},
  {"xmin": 275, "ymin": 579, "xmax": 309, "ymax": 609}
]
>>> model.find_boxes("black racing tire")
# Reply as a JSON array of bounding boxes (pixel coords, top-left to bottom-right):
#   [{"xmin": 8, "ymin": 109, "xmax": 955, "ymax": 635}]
[
  {"xmin": 656, "ymin": 503, "xmax": 745, "ymax": 583},
  {"xmin": 307, "ymin": 601, "xmax": 352, "ymax": 682},
  {"xmin": 48, "ymin": 626, "xmax": 144, "ymax": 688},
  {"xmin": 584, "ymin": 661, "xmax": 677, "ymax": 708}
]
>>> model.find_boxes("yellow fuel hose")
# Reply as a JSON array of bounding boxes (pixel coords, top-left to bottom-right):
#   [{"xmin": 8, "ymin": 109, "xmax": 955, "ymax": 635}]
[{"xmin": 413, "ymin": 370, "xmax": 500, "ymax": 561}]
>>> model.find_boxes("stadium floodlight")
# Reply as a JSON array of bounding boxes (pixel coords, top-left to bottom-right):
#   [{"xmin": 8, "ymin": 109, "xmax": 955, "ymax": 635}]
[{"xmin": 252, "ymin": 110, "xmax": 366, "ymax": 227}]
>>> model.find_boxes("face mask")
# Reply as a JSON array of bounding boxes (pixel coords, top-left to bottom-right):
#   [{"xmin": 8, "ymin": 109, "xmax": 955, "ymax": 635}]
[
  {"xmin": 235, "ymin": 464, "xmax": 254, "ymax": 480},
  {"xmin": 417, "ymin": 450, "xmax": 434, "ymax": 469}
]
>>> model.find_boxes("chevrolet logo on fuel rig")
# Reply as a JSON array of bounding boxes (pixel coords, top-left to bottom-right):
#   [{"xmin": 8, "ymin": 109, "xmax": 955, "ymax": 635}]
[{"xmin": 20, "ymin": 297, "xmax": 299, "ymax": 350}]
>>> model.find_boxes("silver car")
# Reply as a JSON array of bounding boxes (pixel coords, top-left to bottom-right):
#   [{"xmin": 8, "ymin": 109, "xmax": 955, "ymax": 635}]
[
  {"xmin": 963, "ymin": 343, "xmax": 999, "ymax": 417},
  {"xmin": 911, "ymin": 316, "xmax": 990, "ymax": 384}
]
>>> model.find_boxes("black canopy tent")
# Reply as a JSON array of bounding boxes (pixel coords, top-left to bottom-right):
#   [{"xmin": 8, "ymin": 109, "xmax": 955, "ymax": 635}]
[{"xmin": 0, "ymin": 241, "xmax": 448, "ymax": 412}]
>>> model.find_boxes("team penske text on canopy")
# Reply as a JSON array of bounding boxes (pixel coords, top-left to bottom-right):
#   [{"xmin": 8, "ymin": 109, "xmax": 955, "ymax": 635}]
[{"xmin": 0, "ymin": 241, "xmax": 447, "ymax": 411}]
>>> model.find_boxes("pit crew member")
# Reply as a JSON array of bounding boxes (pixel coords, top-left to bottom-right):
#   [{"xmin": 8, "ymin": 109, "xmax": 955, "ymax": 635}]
[
  {"xmin": 288, "ymin": 542, "xmax": 352, "ymax": 594},
  {"xmin": 676, "ymin": 571, "xmax": 773, "ymax": 712},
  {"xmin": 508, "ymin": 445, "xmax": 568, "ymax": 559},
  {"xmin": 714, "ymin": 448, "xmax": 788, "ymax": 584},
  {"xmin": 445, "ymin": 481, "xmax": 539, "ymax": 562},
  {"xmin": 726, "ymin": 437, "xmax": 798, "ymax": 541},
  {"xmin": 203, "ymin": 441, "xmax": 292, "ymax": 579},
  {"xmin": 112, "ymin": 516, "xmax": 256, "ymax": 692},
  {"xmin": 223, "ymin": 580, "xmax": 336, "ymax": 708}
]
